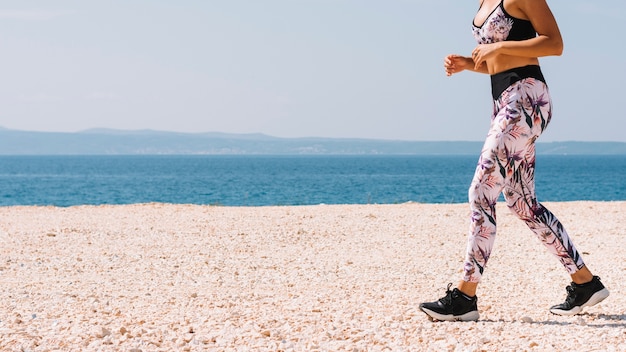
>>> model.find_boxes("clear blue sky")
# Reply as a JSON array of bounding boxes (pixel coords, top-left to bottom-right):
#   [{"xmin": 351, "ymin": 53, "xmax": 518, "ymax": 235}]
[{"xmin": 1, "ymin": 0, "xmax": 624, "ymax": 141}]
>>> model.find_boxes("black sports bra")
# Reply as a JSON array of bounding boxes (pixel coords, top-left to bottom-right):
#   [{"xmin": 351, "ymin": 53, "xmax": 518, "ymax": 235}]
[{"xmin": 472, "ymin": 0, "xmax": 536, "ymax": 44}]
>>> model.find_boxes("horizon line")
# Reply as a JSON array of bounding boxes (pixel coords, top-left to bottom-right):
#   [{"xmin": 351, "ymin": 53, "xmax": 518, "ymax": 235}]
[{"xmin": 1, "ymin": 127, "xmax": 624, "ymax": 144}]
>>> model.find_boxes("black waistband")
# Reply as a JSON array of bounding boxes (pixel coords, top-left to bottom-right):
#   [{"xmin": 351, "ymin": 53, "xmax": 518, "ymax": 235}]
[{"xmin": 490, "ymin": 65, "xmax": 546, "ymax": 100}]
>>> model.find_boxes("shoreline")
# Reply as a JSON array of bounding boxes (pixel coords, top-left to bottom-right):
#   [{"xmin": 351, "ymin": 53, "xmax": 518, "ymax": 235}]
[
  {"xmin": 2, "ymin": 198, "xmax": 625, "ymax": 208},
  {"xmin": 1, "ymin": 201, "xmax": 624, "ymax": 350}
]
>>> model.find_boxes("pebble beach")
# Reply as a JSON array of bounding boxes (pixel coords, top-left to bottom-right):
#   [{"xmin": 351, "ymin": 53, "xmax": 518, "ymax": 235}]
[{"xmin": 1, "ymin": 201, "xmax": 624, "ymax": 351}]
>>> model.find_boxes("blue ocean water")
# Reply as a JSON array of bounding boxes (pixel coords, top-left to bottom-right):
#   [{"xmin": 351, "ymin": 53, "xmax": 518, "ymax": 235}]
[{"xmin": 0, "ymin": 155, "xmax": 624, "ymax": 207}]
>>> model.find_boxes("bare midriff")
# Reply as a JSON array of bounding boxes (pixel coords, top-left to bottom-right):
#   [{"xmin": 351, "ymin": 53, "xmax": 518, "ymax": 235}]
[{"xmin": 487, "ymin": 55, "xmax": 540, "ymax": 75}]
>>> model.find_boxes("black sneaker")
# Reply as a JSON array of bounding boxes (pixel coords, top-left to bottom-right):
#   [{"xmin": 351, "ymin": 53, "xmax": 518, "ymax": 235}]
[
  {"xmin": 550, "ymin": 276, "xmax": 610, "ymax": 316},
  {"xmin": 419, "ymin": 283, "xmax": 479, "ymax": 321}
]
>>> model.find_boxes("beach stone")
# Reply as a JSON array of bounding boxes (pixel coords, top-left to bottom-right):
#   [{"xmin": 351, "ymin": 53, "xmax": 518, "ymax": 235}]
[
  {"xmin": 95, "ymin": 327, "xmax": 112, "ymax": 338},
  {"xmin": 520, "ymin": 316, "xmax": 533, "ymax": 323}
]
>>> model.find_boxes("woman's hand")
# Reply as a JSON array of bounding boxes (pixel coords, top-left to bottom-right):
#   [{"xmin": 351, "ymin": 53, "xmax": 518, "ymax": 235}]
[
  {"xmin": 444, "ymin": 54, "xmax": 471, "ymax": 76},
  {"xmin": 471, "ymin": 43, "xmax": 500, "ymax": 71}
]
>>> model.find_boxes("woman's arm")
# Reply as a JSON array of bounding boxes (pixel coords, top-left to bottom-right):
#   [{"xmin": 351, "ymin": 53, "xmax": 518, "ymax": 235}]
[{"xmin": 498, "ymin": 0, "xmax": 563, "ymax": 57}]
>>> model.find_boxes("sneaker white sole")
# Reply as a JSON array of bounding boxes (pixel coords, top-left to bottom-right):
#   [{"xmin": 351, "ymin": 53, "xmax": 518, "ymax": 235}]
[
  {"xmin": 550, "ymin": 288, "xmax": 610, "ymax": 316},
  {"xmin": 420, "ymin": 307, "xmax": 479, "ymax": 322}
]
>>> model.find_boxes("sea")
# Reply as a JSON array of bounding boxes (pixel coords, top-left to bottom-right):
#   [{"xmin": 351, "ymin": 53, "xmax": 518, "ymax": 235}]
[{"xmin": 0, "ymin": 155, "xmax": 624, "ymax": 207}]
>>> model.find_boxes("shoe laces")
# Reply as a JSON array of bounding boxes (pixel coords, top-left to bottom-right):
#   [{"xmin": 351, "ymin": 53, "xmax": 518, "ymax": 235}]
[
  {"xmin": 564, "ymin": 284, "xmax": 577, "ymax": 304},
  {"xmin": 439, "ymin": 283, "xmax": 455, "ymax": 306}
]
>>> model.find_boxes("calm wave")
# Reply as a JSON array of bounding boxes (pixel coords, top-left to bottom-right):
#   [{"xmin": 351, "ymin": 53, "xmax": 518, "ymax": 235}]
[{"xmin": 0, "ymin": 155, "xmax": 624, "ymax": 206}]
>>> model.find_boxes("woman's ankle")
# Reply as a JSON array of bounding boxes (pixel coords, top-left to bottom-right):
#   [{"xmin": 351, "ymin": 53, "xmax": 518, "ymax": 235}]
[
  {"xmin": 570, "ymin": 265, "xmax": 593, "ymax": 285},
  {"xmin": 458, "ymin": 280, "xmax": 478, "ymax": 297}
]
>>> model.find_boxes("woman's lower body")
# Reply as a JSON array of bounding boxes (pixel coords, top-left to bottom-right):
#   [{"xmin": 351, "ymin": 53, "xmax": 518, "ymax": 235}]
[
  {"xmin": 463, "ymin": 67, "xmax": 584, "ymax": 283},
  {"xmin": 419, "ymin": 66, "xmax": 609, "ymax": 321}
]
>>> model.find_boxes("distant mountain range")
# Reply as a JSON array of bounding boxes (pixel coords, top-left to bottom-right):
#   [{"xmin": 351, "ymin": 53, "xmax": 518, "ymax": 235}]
[{"xmin": 0, "ymin": 127, "xmax": 625, "ymax": 155}]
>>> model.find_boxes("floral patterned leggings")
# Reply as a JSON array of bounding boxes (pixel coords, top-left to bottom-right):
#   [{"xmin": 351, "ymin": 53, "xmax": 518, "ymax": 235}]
[{"xmin": 463, "ymin": 75, "xmax": 585, "ymax": 283}]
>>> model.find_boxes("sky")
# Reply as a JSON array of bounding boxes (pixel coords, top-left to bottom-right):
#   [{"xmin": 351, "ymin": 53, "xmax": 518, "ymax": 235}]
[{"xmin": 1, "ymin": 0, "xmax": 625, "ymax": 142}]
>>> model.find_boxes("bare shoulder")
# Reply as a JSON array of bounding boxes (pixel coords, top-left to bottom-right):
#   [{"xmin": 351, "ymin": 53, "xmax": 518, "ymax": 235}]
[
  {"xmin": 505, "ymin": 0, "xmax": 551, "ymax": 20},
  {"xmin": 506, "ymin": 0, "xmax": 555, "ymax": 22},
  {"xmin": 511, "ymin": 0, "xmax": 561, "ymax": 39}
]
